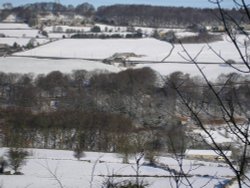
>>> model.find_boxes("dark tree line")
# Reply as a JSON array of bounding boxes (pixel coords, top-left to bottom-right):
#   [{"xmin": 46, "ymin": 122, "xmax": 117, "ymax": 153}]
[
  {"xmin": 1, "ymin": 109, "xmax": 133, "ymax": 150},
  {"xmin": 0, "ymin": 69, "xmax": 249, "ymax": 125},
  {"xmin": 0, "ymin": 68, "xmax": 249, "ymax": 157},
  {"xmin": 95, "ymin": 5, "xmax": 249, "ymax": 28},
  {"xmin": 0, "ymin": 2, "xmax": 95, "ymax": 25},
  {"xmin": 1, "ymin": 2, "xmax": 248, "ymax": 28}
]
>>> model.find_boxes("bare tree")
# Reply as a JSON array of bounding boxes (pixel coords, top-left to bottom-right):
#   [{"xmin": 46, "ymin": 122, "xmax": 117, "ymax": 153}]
[{"xmin": 166, "ymin": 1, "xmax": 250, "ymax": 187}]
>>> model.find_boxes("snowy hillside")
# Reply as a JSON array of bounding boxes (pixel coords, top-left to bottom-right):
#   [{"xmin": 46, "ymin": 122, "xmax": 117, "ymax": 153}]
[
  {"xmin": 0, "ymin": 148, "xmax": 233, "ymax": 188},
  {"xmin": 44, "ymin": 25, "xmax": 92, "ymax": 33},
  {"xmin": 14, "ymin": 35, "xmax": 249, "ymax": 63},
  {"xmin": 1, "ymin": 23, "xmax": 248, "ymax": 79},
  {"xmin": 0, "ymin": 38, "xmax": 50, "ymax": 46},
  {"xmin": 14, "ymin": 38, "xmax": 171, "ymax": 61},
  {"xmin": 136, "ymin": 63, "xmax": 247, "ymax": 80},
  {"xmin": 0, "ymin": 29, "xmax": 42, "ymax": 38},
  {"xmin": 0, "ymin": 56, "xmax": 245, "ymax": 80},
  {"xmin": 0, "ymin": 23, "xmax": 30, "ymax": 29},
  {"xmin": 5, "ymin": 35, "xmax": 248, "ymax": 79},
  {"xmin": 0, "ymin": 57, "xmax": 121, "ymax": 74}
]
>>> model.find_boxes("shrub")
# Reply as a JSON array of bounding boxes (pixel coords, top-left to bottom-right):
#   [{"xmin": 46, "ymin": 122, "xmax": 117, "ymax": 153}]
[
  {"xmin": 0, "ymin": 156, "xmax": 7, "ymax": 174},
  {"xmin": 102, "ymin": 179, "xmax": 147, "ymax": 188},
  {"xmin": 73, "ymin": 144, "xmax": 85, "ymax": 160},
  {"xmin": 91, "ymin": 26, "xmax": 101, "ymax": 33},
  {"xmin": 41, "ymin": 30, "xmax": 48, "ymax": 37},
  {"xmin": 7, "ymin": 148, "xmax": 28, "ymax": 174}
]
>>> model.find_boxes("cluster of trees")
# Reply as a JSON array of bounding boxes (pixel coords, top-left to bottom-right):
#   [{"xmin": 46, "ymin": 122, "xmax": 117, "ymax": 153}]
[
  {"xmin": 153, "ymin": 30, "xmax": 222, "ymax": 43},
  {"xmin": 71, "ymin": 32, "xmax": 142, "ymax": 39},
  {"xmin": 177, "ymin": 32, "xmax": 222, "ymax": 43},
  {"xmin": 0, "ymin": 107, "xmax": 185, "ymax": 163},
  {"xmin": 0, "ymin": 68, "xmax": 249, "ymax": 124},
  {"xmin": 1, "ymin": 2, "xmax": 248, "ymax": 29},
  {"xmin": 0, "ymin": 68, "xmax": 249, "ymax": 157},
  {"xmin": 95, "ymin": 5, "xmax": 249, "ymax": 28},
  {"xmin": 0, "ymin": 68, "xmax": 187, "ymax": 163},
  {"xmin": 0, "ymin": 2, "xmax": 95, "ymax": 25},
  {"xmin": 0, "ymin": 68, "xmax": 169, "ymax": 126},
  {"xmin": 15, "ymin": 2, "xmax": 95, "ymax": 17}
]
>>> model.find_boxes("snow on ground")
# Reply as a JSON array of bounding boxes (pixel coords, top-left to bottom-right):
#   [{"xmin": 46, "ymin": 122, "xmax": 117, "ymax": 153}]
[
  {"xmin": 134, "ymin": 27, "xmax": 184, "ymax": 36},
  {"xmin": 231, "ymin": 171, "xmax": 250, "ymax": 188},
  {"xmin": 1, "ymin": 34, "xmax": 248, "ymax": 79},
  {"xmin": 158, "ymin": 156, "xmax": 234, "ymax": 177},
  {"xmin": 47, "ymin": 33, "xmax": 72, "ymax": 39},
  {"xmin": 0, "ymin": 29, "xmax": 42, "ymax": 38},
  {"xmin": 0, "ymin": 148, "xmax": 233, "ymax": 188},
  {"xmin": 136, "ymin": 63, "xmax": 247, "ymax": 81},
  {"xmin": 2, "ymin": 36, "xmax": 248, "ymax": 79},
  {"xmin": 165, "ymin": 34, "xmax": 249, "ymax": 63},
  {"xmin": 192, "ymin": 123, "xmax": 250, "ymax": 146},
  {"xmin": 193, "ymin": 129, "xmax": 234, "ymax": 144},
  {"xmin": 0, "ymin": 57, "xmax": 121, "ymax": 74},
  {"xmin": 14, "ymin": 38, "xmax": 170, "ymax": 61},
  {"xmin": 217, "ymin": 124, "xmax": 250, "ymax": 146},
  {"xmin": 14, "ymin": 35, "xmax": 249, "ymax": 63},
  {"xmin": 0, "ymin": 56, "xmax": 245, "ymax": 80},
  {"xmin": 44, "ymin": 25, "xmax": 92, "ymax": 33},
  {"xmin": 0, "ymin": 23, "xmax": 30, "ymax": 29},
  {"xmin": 44, "ymin": 25, "xmax": 92, "ymax": 38},
  {"xmin": 0, "ymin": 23, "xmax": 76, "ymax": 39},
  {"xmin": 0, "ymin": 37, "xmax": 50, "ymax": 46},
  {"xmin": 96, "ymin": 23, "xmax": 184, "ymax": 35}
]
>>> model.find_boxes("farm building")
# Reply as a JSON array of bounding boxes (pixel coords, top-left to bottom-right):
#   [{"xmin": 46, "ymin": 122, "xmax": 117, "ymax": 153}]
[{"xmin": 185, "ymin": 149, "xmax": 232, "ymax": 161}]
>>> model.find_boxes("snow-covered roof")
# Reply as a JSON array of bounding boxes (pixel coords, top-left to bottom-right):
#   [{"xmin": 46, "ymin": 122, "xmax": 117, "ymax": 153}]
[
  {"xmin": 185, "ymin": 149, "xmax": 232, "ymax": 157},
  {"xmin": 3, "ymin": 14, "xmax": 21, "ymax": 23}
]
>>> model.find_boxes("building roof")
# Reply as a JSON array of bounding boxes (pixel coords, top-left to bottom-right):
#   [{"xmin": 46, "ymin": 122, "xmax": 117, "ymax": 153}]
[{"xmin": 185, "ymin": 149, "xmax": 232, "ymax": 157}]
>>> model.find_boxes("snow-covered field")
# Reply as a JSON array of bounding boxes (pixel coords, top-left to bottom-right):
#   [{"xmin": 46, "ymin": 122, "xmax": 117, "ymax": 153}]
[
  {"xmin": 136, "ymin": 63, "xmax": 247, "ymax": 80},
  {"xmin": 0, "ymin": 57, "xmax": 121, "ymax": 74},
  {"xmin": 0, "ymin": 23, "xmax": 42, "ymax": 38},
  {"xmin": 0, "ymin": 56, "xmax": 244, "ymax": 80},
  {"xmin": 0, "ymin": 23, "xmax": 74, "ymax": 39},
  {"xmin": 96, "ymin": 23, "xmax": 200, "ymax": 38},
  {"xmin": 44, "ymin": 25, "xmax": 92, "ymax": 33},
  {"xmin": 0, "ymin": 37, "xmax": 50, "ymax": 46},
  {"xmin": 0, "ymin": 24, "xmax": 248, "ymax": 79},
  {"xmin": 14, "ymin": 36, "xmax": 248, "ymax": 63},
  {"xmin": 0, "ymin": 29, "xmax": 42, "ymax": 38},
  {"xmin": 0, "ymin": 23, "xmax": 30, "ymax": 29},
  {"xmin": 47, "ymin": 33, "xmax": 72, "ymax": 39},
  {"xmin": 14, "ymin": 38, "xmax": 170, "ymax": 61},
  {"xmin": 0, "ymin": 148, "xmax": 233, "ymax": 188},
  {"xmin": 6, "ymin": 35, "xmax": 248, "ymax": 79},
  {"xmin": 96, "ymin": 23, "xmax": 185, "ymax": 35}
]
